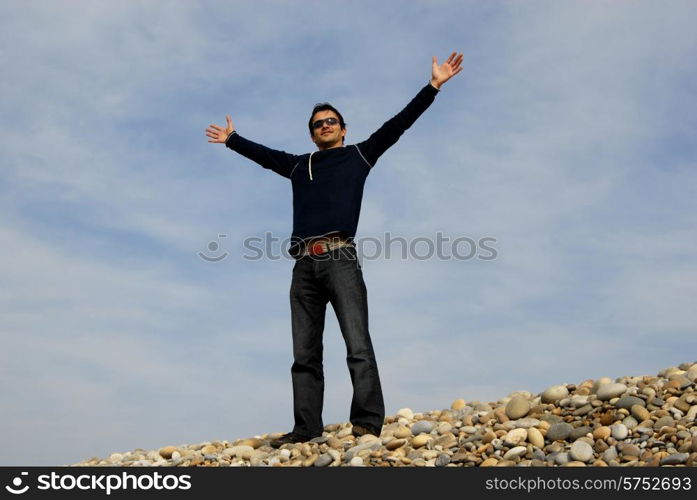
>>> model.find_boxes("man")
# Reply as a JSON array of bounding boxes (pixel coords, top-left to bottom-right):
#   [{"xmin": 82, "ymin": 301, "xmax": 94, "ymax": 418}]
[{"xmin": 205, "ymin": 52, "xmax": 463, "ymax": 447}]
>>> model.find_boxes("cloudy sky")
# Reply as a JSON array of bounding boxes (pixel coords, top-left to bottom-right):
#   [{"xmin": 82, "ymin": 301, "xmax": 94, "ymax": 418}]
[{"xmin": 1, "ymin": 1, "xmax": 696, "ymax": 466}]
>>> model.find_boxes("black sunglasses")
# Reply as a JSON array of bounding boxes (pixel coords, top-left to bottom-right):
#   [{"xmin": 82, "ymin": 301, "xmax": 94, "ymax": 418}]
[{"xmin": 312, "ymin": 117, "xmax": 340, "ymax": 130}]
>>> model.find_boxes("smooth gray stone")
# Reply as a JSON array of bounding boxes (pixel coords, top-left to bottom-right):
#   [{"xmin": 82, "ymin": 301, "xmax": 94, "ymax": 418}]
[
  {"xmin": 660, "ymin": 453, "xmax": 689, "ymax": 465},
  {"xmin": 411, "ymin": 421, "xmax": 435, "ymax": 435},
  {"xmin": 554, "ymin": 452, "xmax": 570, "ymax": 465},
  {"xmin": 622, "ymin": 416, "xmax": 638, "ymax": 429},
  {"xmin": 546, "ymin": 422, "xmax": 573, "ymax": 441},
  {"xmin": 345, "ymin": 441, "xmax": 380, "ymax": 460},
  {"xmin": 503, "ymin": 446, "xmax": 527, "ymax": 461},
  {"xmin": 655, "ymin": 416, "xmax": 675, "ymax": 429},
  {"xmin": 570, "ymin": 426, "xmax": 593, "ymax": 440},
  {"xmin": 572, "ymin": 404, "xmax": 593, "ymax": 416},
  {"xmin": 435, "ymin": 454, "xmax": 451, "ymax": 467},
  {"xmin": 603, "ymin": 446, "xmax": 618, "ymax": 462},
  {"xmin": 314, "ymin": 453, "xmax": 333, "ymax": 467},
  {"xmin": 514, "ymin": 418, "xmax": 540, "ymax": 429},
  {"xmin": 541, "ymin": 415, "xmax": 563, "ymax": 424},
  {"xmin": 596, "ymin": 383, "xmax": 627, "ymax": 401},
  {"xmin": 615, "ymin": 396, "xmax": 645, "ymax": 410},
  {"xmin": 532, "ymin": 450, "xmax": 546, "ymax": 461}
]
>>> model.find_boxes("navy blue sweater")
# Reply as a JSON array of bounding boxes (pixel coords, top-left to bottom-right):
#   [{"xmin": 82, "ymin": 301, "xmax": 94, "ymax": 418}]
[{"xmin": 225, "ymin": 83, "xmax": 439, "ymax": 256}]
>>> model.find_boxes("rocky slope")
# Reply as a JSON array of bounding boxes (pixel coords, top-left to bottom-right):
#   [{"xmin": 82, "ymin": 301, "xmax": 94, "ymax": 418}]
[{"xmin": 73, "ymin": 362, "xmax": 697, "ymax": 467}]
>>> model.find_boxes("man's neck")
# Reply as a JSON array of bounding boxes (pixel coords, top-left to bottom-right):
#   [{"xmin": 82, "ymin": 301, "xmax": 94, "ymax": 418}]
[{"xmin": 316, "ymin": 143, "xmax": 344, "ymax": 151}]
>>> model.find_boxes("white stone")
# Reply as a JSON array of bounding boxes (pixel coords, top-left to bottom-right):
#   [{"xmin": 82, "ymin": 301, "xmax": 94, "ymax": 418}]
[
  {"xmin": 503, "ymin": 446, "xmax": 527, "ymax": 460},
  {"xmin": 504, "ymin": 428, "xmax": 528, "ymax": 446},
  {"xmin": 611, "ymin": 423, "xmax": 628, "ymax": 440},
  {"xmin": 569, "ymin": 440, "xmax": 594, "ymax": 462},
  {"xmin": 397, "ymin": 408, "xmax": 414, "ymax": 420}
]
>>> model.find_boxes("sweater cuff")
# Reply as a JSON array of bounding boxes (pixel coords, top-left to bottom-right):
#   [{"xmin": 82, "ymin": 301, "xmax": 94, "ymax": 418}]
[
  {"xmin": 427, "ymin": 81, "xmax": 441, "ymax": 92},
  {"xmin": 225, "ymin": 130, "xmax": 238, "ymax": 148}
]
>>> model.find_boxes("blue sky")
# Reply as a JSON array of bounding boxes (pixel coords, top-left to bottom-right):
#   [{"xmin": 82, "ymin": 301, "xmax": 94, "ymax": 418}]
[{"xmin": 1, "ymin": 1, "xmax": 696, "ymax": 466}]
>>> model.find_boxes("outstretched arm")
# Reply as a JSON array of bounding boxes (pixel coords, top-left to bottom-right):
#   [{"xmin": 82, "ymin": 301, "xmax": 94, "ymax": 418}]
[
  {"xmin": 356, "ymin": 51, "xmax": 464, "ymax": 167},
  {"xmin": 205, "ymin": 115, "xmax": 298, "ymax": 179}
]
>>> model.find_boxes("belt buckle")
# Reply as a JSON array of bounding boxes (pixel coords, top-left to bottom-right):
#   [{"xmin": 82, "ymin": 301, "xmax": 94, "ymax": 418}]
[{"xmin": 309, "ymin": 242, "xmax": 327, "ymax": 256}]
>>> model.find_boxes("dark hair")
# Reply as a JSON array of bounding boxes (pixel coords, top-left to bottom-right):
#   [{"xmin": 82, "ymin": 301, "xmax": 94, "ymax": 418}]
[{"xmin": 308, "ymin": 102, "xmax": 346, "ymax": 142}]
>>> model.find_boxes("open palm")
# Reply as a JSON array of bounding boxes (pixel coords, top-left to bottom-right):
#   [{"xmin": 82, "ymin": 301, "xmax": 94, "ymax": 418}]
[
  {"xmin": 205, "ymin": 115, "xmax": 235, "ymax": 143},
  {"xmin": 431, "ymin": 52, "xmax": 464, "ymax": 89}
]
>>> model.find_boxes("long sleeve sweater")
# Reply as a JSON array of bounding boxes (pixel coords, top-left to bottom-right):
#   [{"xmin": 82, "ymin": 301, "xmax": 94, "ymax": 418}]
[{"xmin": 225, "ymin": 83, "xmax": 439, "ymax": 257}]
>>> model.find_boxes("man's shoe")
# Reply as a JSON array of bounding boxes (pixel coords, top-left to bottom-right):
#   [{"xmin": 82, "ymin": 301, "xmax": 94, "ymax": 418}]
[
  {"xmin": 269, "ymin": 432, "xmax": 313, "ymax": 448},
  {"xmin": 352, "ymin": 424, "xmax": 382, "ymax": 438}
]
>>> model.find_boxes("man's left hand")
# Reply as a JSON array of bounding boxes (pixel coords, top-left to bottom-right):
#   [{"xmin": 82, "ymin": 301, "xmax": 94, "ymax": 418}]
[{"xmin": 430, "ymin": 52, "xmax": 464, "ymax": 89}]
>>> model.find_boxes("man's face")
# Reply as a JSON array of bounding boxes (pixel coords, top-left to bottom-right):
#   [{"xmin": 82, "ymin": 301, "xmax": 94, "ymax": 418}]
[{"xmin": 310, "ymin": 110, "xmax": 346, "ymax": 149}]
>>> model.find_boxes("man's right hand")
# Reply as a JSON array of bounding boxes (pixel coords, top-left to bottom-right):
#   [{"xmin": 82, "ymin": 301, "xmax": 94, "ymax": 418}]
[{"xmin": 205, "ymin": 114, "xmax": 235, "ymax": 143}]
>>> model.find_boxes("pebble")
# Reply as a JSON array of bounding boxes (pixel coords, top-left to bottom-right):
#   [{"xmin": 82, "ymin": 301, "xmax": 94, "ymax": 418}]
[
  {"xmin": 655, "ymin": 416, "xmax": 675, "ymax": 429},
  {"xmin": 603, "ymin": 447, "xmax": 618, "ymax": 462},
  {"xmin": 411, "ymin": 420, "xmax": 435, "ymax": 435},
  {"xmin": 546, "ymin": 422, "xmax": 573, "ymax": 441},
  {"xmin": 503, "ymin": 446, "xmax": 527, "ymax": 460},
  {"xmin": 611, "ymin": 423, "xmax": 629, "ymax": 440},
  {"xmin": 451, "ymin": 399, "xmax": 466, "ymax": 410},
  {"xmin": 411, "ymin": 435, "xmax": 431, "ymax": 448},
  {"xmin": 505, "ymin": 396, "xmax": 531, "ymax": 419},
  {"xmin": 615, "ymin": 396, "xmax": 645, "ymax": 410},
  {"xmin": 631, "ymin": 404, "xmax": 651, "ymax": 422},
  {"xmin": 541, "ymin": 385, "xmax": 569, "ymax": 403},
  {"xmin": 617, "ymin": 443, "xmax": 640, "ymax": 457},
  {"xmin": 394, "ymin": 426, "xmax": 412, "ymax": 439},
  {"xmin": 569, "ymin": 426, "xmax": 592, "ymax": 440},
  {"xmin": 501, "ymin": 428, "xmax": 524, "ymax": 445},
  {"xmin": 569, "ymin": 440, "xmax": 594, "ymax": 462},
  {"xmin": 527, "ymin": 428, "xmax": 544, "ymax": 448},
  {"xmin": 554, "ymin": 452, "xmax": 570, "ymax": 465},
  {"xmin": 397, "ymin": 408, "xmax": 414, "ymax": 420},
  {"xmin": 597, "ymin": 383, "xmax": 628, "ymax": 401},
  {"xmin": 660, "ymin": 453, "xmax": 688, "ymax": 465},
  {"xmin": 158, "ymin": 446, "xmax": 177, "ymax": 459},
  {"xmin": 593, "ymin": 426, "xmax": 611, "ymax": 440}
]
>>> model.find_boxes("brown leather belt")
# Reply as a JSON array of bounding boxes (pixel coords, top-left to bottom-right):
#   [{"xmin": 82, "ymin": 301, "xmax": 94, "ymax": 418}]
[{"xmin": 298, "ymin": 236, "xmax": 353, "ymax": 258}]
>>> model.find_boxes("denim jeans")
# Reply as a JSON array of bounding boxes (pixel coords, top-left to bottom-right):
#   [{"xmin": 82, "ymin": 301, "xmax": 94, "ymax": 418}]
[{"xmin": 289, "ymin": 245, "xmax": 385, "ymax": 437}]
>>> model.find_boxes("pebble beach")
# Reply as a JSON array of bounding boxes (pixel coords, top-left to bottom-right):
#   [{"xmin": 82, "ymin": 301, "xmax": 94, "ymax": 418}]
[{"xmin": 73, "ymin": 362, "xmax": 697, "ymax": 467}]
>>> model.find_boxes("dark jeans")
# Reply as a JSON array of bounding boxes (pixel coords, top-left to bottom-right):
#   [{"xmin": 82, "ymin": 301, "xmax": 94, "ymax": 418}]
[{"xmin": 289, "ymin": 245, "xmax": 385, "ymax": 437}]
